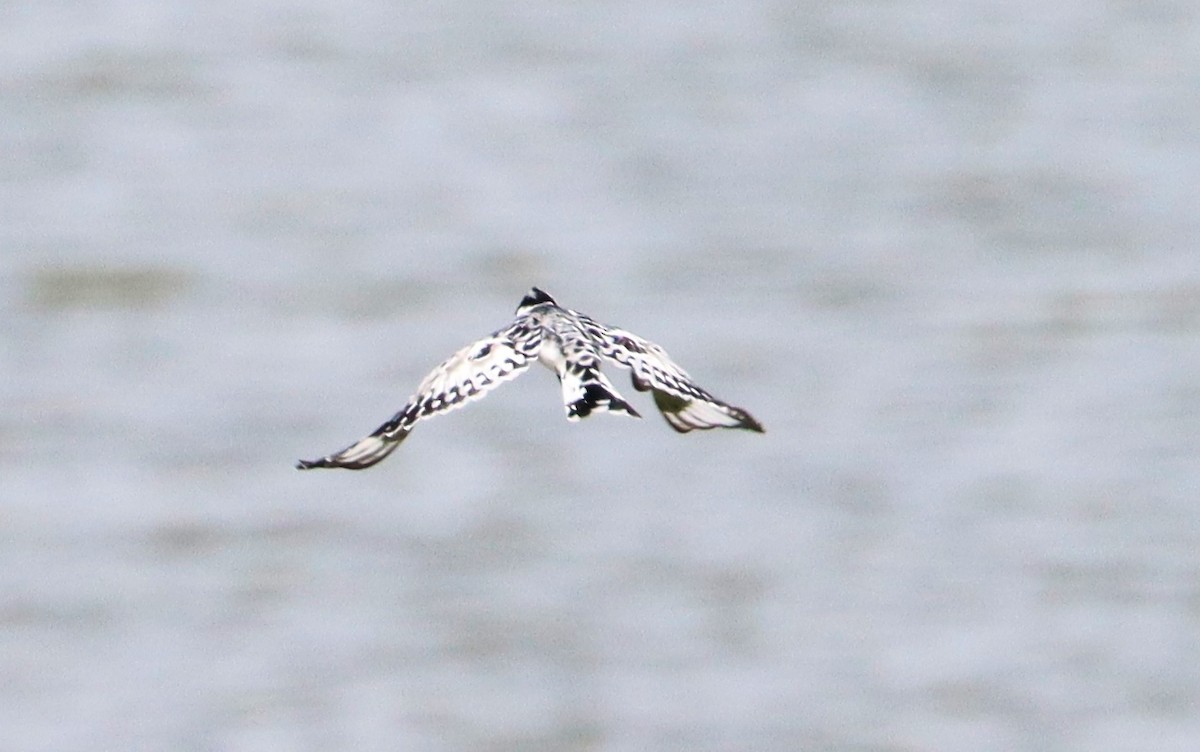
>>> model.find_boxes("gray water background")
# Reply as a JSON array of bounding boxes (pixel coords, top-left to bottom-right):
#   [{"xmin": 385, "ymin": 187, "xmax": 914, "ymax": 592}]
[{"xmin": 3, "ymin": 1, "xmax": 1199, "ymax": 750}]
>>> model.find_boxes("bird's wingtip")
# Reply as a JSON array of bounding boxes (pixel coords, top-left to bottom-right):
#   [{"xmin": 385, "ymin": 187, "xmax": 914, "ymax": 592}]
[{"xmin": 740, "ymin": 413, "xmax": 765, "ymax": 433}]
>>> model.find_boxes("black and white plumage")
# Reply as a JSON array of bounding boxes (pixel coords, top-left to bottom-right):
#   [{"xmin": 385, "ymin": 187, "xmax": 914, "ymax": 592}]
[{"xmin": 297, "ymin": 287, "xmax": 763, "ymax": 470}]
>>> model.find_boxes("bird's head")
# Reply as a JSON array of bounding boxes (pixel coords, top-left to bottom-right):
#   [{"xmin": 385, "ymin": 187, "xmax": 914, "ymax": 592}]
[{"xmin": 516, "ymin": 286, "xmax": 557, "ymax": 313}]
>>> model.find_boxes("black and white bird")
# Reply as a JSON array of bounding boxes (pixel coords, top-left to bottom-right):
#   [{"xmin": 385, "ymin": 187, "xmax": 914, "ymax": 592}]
[{"xmin": 297, "ymin": 287, "xmax": 763, "ymax": 470}]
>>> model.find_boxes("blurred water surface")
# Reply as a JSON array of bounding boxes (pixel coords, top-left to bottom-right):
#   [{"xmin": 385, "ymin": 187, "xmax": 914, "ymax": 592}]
[{"xmin": 2, "ymin": 1, "xmax": 1199, "ymax": 750}]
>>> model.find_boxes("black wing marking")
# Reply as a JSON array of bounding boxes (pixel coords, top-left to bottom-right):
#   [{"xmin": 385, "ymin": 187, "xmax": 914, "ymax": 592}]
[
  {"xmin": 575, "ymin": 314, "xmax": 764, "ymax": 434},
  {"xmin": 297, "ymin": 319, "xmax": 543, "ymax": 469}
]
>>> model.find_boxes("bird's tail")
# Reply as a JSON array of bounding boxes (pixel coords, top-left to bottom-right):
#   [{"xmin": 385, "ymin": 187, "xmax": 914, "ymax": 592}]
[{"xmin": 562, "ymin": 367, "xmax": 641, "ymax": 421}]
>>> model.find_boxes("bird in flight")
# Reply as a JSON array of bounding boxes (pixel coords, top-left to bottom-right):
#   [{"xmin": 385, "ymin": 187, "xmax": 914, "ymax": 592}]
[{"xmin": 297, "ymin": 287, "xmax": 763, "ymax": 470}]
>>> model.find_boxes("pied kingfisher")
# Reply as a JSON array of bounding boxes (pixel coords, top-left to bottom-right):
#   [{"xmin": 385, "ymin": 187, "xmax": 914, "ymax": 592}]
[{"xmin": 297, "ymin": 287, "xmax": 763, "ymax": 470}]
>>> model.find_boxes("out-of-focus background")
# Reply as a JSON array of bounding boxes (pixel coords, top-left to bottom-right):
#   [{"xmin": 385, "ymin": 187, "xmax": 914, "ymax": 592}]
[{"xmin": 2, "ymin": 1, "xmax": 1198, "ymax": 750}]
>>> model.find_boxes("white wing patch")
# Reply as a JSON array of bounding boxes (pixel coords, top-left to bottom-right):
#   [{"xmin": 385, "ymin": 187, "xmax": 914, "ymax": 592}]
[
  {"xmin": 577, "ymin": 316, "xmax": 764, "ymax": 434},
  {"xmin": 297, "ymin": 320, "xmax": 542, "ymax": 470}
]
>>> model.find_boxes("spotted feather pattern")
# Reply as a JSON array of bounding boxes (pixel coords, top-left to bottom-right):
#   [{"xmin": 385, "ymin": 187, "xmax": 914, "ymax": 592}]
[
  {"xmin": 296, "ymin": 319, "xmax": 541, "ymax": 469},
  {"xmin": 530, "ymin": 304, "xmax": 640, "ymax": 421},
  {"xmin": 297, "ymin": 287, "xmax": 762, "ymax": 470},
  {"xmin": 574, "ymin": 314, "xmax": 764, "ymax": 434}
]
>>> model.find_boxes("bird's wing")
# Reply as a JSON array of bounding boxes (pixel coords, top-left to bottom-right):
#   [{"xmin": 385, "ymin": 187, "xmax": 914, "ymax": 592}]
[
  {"xmin": 576, "ymin": 314, "xmax": 764, "ymax": 434},
  {"xmin": 297, "ymin": 318, "xmax": 543, "ymax": 469}
]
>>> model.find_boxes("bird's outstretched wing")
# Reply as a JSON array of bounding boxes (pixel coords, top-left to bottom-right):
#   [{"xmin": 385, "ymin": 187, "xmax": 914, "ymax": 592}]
[
  {"xmin": 576, "ymin": 314, "xmax": 764, "ymax": 434},
  {"xmin": 297, "ymin": 319, "xmax": 543, "ymax": 470}
]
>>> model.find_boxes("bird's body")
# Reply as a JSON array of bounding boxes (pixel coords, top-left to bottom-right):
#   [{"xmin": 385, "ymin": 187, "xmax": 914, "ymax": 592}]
[{"xmin": 297, "ymin": 287, "xmax": 763, "ymax": 470}]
